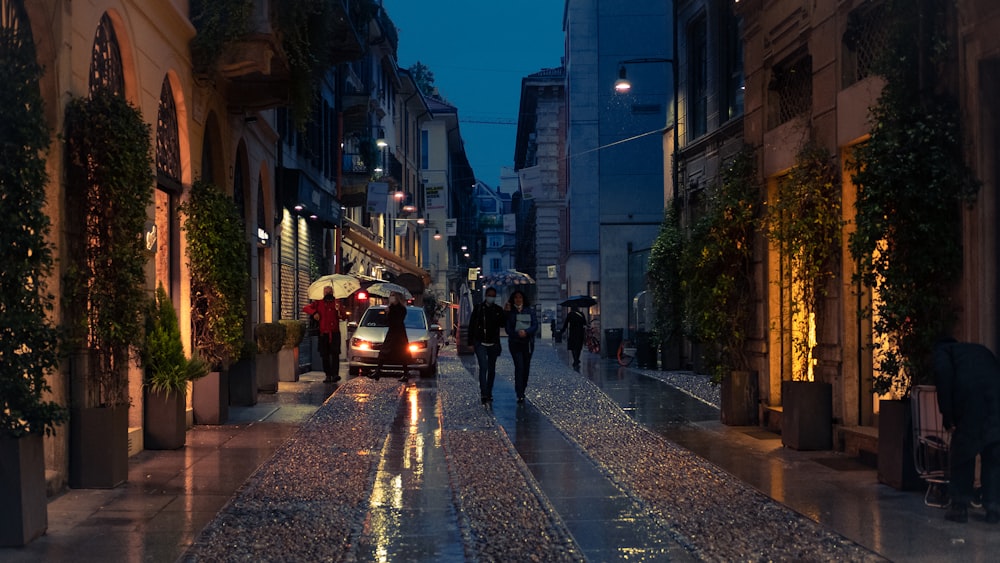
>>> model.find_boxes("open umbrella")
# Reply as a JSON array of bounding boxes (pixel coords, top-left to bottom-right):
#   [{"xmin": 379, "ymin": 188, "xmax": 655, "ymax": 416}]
[
  {"xmin": 481, "ymin": 269, "xmax": 535, "ymax": 287},
  {"xmin": 366, "ymin": 282, "xmax": 412, "ymax": 300},
  {"xmin": 307, "ymin": 274, "xmax": 361, "ymax": 300},
  {"xmin": 559, "ymin": 295, "xmax": 598, "ymax": 308}
]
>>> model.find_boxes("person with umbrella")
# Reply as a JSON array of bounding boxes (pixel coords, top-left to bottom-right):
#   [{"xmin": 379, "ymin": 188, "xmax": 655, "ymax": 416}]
[
  {"xmin": 562, "ymin": 307, "xmax": 588, "ymax": 369},
  {"xmin": 375, "ymin": 291, "xmax": 411, "ymax": 382},
  {"xmin": 304, "ymin": 285, "xmax": 344, "ymax": 383}
]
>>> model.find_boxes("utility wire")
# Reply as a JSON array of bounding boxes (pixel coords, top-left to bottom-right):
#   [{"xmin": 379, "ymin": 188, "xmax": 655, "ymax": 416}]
[{"xmin": 560, "ymin": 127, "xmax": 666, "ymax": 161}]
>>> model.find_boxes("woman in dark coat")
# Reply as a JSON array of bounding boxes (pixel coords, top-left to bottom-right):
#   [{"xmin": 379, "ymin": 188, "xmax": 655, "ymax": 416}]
[
  {"xmin": 561, "ymin": 307, "xmax": 587, "ymax": 369},
  {"xmin": 376, "ymin": 292, "xmax": 410, "ymax": 382}
]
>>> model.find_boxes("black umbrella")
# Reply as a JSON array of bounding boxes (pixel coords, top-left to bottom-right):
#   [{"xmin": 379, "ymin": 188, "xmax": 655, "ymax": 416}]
[{"xmin": 559, "ymin": 295, "xmax": 597, "ymax": 308}]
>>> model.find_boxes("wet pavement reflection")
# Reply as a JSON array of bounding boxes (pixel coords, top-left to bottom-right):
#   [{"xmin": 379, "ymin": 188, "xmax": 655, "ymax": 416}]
[
  {"xmin": 489, "ymin": 375, "xmax": 691, "ymax": 561},
  {"xmin": 352, "ymin": 381, "xmax": 464, "ymax": 562}
]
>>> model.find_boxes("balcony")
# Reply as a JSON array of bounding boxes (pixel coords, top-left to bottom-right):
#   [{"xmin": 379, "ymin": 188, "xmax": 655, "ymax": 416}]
[{"xmin": 192, "ymin": 0, "xmax": 366, "ymax": 111}]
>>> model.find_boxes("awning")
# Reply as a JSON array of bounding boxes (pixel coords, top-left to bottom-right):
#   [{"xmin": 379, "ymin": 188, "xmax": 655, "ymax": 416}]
[{"xmin": 342, "ymin": 229, "xmax": 430, "ymax": 286}]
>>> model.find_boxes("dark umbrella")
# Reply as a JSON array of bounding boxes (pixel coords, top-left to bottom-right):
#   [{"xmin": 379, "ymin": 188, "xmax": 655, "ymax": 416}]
[{"xmin": 559, "ymin": 295, "xmax": 597, "ymax": 308}]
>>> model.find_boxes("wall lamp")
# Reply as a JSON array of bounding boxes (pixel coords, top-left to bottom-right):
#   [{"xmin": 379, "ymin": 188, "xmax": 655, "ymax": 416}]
[
  {"xmin": 614, "ymin": 56, "xmax": 680, "ymax": 197},
  {"xmin": 375, "ymin": 127, "xmax": 388, "ymax": 149}
]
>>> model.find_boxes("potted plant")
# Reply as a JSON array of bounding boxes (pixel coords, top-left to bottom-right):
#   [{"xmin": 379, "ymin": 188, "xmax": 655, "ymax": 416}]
[
  {"xmin": 229, "ymin": 339, "xmax": 258, "ymax": 407},
  {"xmin": 142, "ymin": 285, "xmax": 209, "ymax": 449},
  {"xmin": 848, "ymin": 0, "xmax": 979, "ymax": 489},
  {"xmin": 180, "ymin": 180, "xmax": 249, "ymax": 424},
  {"xmin": 255, "ymin": 323, "xmax": 286, "ymax": 393},
  {"xmin": 0, "ymin": 12, "xmax": 67, "ymax": 544},
  {"xmin": 63, "ymin": 88, "xmax": 153, "ymax": 488},
  {"xmin": 278, "ymin": 320, "xmax": 307, "ymax": 382},
  {"xmin": 764, "ymin": 142, "xmax": 842, "ymax": 450},
  {"xmin": 648, "ymin": 204, "xmax": 684, "ymax": 370},
  {"xmin": 680, "ymin": 148, "xmax": 760, "ymax": 425}
]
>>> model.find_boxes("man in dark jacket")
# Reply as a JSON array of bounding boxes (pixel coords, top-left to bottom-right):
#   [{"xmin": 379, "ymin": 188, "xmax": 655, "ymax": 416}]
[
  {"xmin": 562, "ymin": 307, "xmax": 588, "ymax": 369},
  {"xmin": 468, "ymin": 287, "xmax": 506, "ymax": 404},
  {"xmin": 934, "ymin": 339, "xmax": 1000, "ymax": 523}
]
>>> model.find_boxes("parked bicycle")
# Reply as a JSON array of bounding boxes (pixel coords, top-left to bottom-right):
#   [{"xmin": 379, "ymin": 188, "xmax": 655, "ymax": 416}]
[
  {"xmin": 617, "ymin": 340, "xmax": 634, "ymax": 367},
  {"xmin": 585, "ymin": 321, "xmax": 601, "ymax": 354}
]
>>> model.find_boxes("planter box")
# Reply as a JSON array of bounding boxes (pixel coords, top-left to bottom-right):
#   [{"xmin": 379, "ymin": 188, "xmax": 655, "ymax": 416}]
[
  {"xmin": 143, "ymin": 388, "xmax": 186, "ymax": 450},
  {"xmin": 878, "ymin": 398, "xmax": 923, "ymax": 490},
  {"xmin": 721, "ymin": 370, "xmax": 759, "ymax": 426},
  {"xmin": 229, "ymin": 359, "xmax": 258, "ymax": 406},
  {"xmin": 0, "ymin": 434, "xmax": 47, "ymax": 546},
  {"xmin": 193, "ymin": 370, "xmax": 229, "ymax": 425},
  {"xmin": 659, "ymin": 338, "xmax": 682, "ymax": 371},
  {"xmin": 257, "ymin": 353, "xmax": 279, "ymax": 393},
  {"xmin": 782, "ymin": 380, "xmax": 833, "ymax": 450},
  {"xmin": 69, "ymin": 405, "xmax": 128, "ymax": 489},
  {"xmin": 278, "ymin": 348, "xmax": 299, "ymax": 382}
]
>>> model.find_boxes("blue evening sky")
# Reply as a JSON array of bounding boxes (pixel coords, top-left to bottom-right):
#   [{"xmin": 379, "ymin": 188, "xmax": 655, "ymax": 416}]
[{"xmin": 381, "ymin": 1, "xmax": 565, "ymax": 188}]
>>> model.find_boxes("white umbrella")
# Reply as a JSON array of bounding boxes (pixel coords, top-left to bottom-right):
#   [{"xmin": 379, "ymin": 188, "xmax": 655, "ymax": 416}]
[
  {"xmin": 307, "ymin": 274, "xmax": 361, "ymax": 300},
  {"xmin": 367, "ymin": 282, "xmax": 412, "ymax": 300}
]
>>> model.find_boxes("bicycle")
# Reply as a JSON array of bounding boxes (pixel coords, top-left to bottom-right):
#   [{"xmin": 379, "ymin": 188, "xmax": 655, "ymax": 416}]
[
  {"xmin": 585, "ymin": 322, "xmax": 601, "ymax": 354},
  {"xmin": 617, "ymin": 340, "xmax": 634, "ymax": 367}
]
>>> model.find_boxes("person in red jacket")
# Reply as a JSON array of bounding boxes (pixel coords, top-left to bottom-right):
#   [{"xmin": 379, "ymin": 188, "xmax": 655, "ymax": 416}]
[{"xmin": 304, "ymin": 285, "xmax": 343, "ymax": 383}]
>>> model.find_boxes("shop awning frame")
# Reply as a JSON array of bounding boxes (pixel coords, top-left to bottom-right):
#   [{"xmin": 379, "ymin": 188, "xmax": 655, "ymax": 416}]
[{"xmin": 342, "ymin": 229, "xmax": 430, "ymax": 286}]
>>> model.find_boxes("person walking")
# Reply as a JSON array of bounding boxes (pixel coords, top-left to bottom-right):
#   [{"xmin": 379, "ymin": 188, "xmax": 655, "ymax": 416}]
[
  {"xmin": 505, "ymin": 290, "xmax": 539, "ymax": 403},
  {"xmin": 934, "ymin": 338, "xmax": 1000, "ymax": 523},
  {"xmin": 468, "ymin": 286, "xmax": 506, "ymax": 405},
  {"xmin": 303, "ymin": 286, "xmax": 343, "ymax": 383},
  {"xmin": 375, "ymin": 291, "xmax": 410, "ymax": 382},
  {"xmin": 562, "ymin": 307, "xmax": 588, "ymax": 369}
]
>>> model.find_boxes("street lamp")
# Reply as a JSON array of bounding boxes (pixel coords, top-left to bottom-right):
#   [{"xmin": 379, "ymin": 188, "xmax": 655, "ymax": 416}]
[{"xmin": 614, "ymin": 56, "xmax": 680, "ymax": 198}]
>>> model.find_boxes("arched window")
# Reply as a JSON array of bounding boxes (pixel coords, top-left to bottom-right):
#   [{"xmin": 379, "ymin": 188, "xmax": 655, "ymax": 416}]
[
  {"xmin": 156, "ymin": 77, "xmax": 181, "ymax": 192},
  {"xmin": 89, "ymin": 13, "xmax": 124, "ymax": 96}
]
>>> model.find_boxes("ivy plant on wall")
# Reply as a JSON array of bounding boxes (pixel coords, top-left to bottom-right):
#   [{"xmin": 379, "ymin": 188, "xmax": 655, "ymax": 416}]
[
  {"xmin": 647, "ymin": 204, "xmax": 684, "ymax": 346},
  {"xmin": 848, "ymin": 0, "xmax": 979, "ymax": 397},
  {"xmin": 764, "ymin": 142, "xmax": 842, "ymax": 381},
  {"xmin": 64, "ymin": 89, "xmax": 154, "ymax": 408},
  {"xmin": 180, "ymin": 180, "xmax": 249, "ymax": 370},
  {"xmin": 680, "ymin": 148, "xmax": 759, "ymax": 383},
  {"xmin": 0, "ymin": 12, "xmax": 66, "ymax": 437}
]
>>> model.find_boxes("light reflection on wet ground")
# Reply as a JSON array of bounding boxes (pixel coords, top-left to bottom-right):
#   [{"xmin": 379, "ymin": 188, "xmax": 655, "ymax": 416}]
[{"xmin": 352, "ymin": 382, "xmax": 464, "ymax": 562}]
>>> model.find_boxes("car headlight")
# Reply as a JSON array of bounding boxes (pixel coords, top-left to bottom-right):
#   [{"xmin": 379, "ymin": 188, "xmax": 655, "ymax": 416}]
[
  {"xmin": 352, "ymin": 337, "xmax": 374, "ymax": 351},
  {"xmin": 408, "ymin": 341, "xmax": 427, "ymax": 354}
]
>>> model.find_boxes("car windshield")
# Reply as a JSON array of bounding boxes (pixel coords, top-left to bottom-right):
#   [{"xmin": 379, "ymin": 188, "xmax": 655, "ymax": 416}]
[{"xmin": 360, "ymin": 307, "xmax": 427, "ymax": 330}]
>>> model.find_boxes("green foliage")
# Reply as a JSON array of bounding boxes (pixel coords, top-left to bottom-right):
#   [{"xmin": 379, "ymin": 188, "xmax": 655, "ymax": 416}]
[
  {"xmin": 189, "ymin": 0, "xmax": 254, "ymax": 75},
  {"xmin": 409, "ymin": 61, "xmax": 437, "ymax": 97},
  {"xmin": 0, "ymin": 10, "xmax": 67, "ymax": 437},
  {"xmin": 848, "ymin": 0, "xmax": 979, "ymax": 396},
  {"xmin": 144, "ymin": 285, "xmax": 209, "ymax": 396},
  {"xmin": 764, "ymin": 142, "xmax": 843, "ymax": 381},
  {"xmin": 279, "ymin": 320, "xmax": 307, "ymax": 349},
  {"xmin": 64, "ymin": 89, "xmax": 154, "ymax": 408},
  {"xmin": 255, "ymin": 323, "xmax": 287, "ymax": 355},
  {"xmin": 180, "ymin": 180, "xmax": 249, "ymax": 369},
  {"xmin": 647, "ymin": 205, "xmax": 684, "ymax": 343},
  {"xmin": 681, "ymin": 148, "xmax": 759, "ymax": 383}
]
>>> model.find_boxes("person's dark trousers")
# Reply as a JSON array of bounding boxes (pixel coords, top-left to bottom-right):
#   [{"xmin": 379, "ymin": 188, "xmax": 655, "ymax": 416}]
[
  {"xmin": 570, "ymin": 345, "xmax": 581, "ymax": 366},
  {"xmin": 510, "ymin": 340, "xmax": 532, "ymax": 400},
  {"xmin": 982, "ymin": 442, "xmax": 1000, "ymax": 515},
  {"xmin": 318, "ymin": 331, "xmax": 341, "ymax": 381},
  {"xmin": 475, "ymin": 342, "xmax": 500, "ymax": 400},
  {"xmin": 950, "ymin": 431, "xmax": 982, "ymax": 507}
]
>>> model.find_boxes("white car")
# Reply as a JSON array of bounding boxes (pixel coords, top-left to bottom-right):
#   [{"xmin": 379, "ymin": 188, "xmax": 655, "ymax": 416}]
[{"xmin": 347, "ymin": 305, "xmax": 439, "ymax": 378}]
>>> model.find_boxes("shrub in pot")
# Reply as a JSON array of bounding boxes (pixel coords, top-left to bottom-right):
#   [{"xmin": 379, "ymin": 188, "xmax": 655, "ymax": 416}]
[
  {"xmin": 255, "ymin": 323, "xmax": 286, "ymax": 393},
  {"xmin": 680, "ymin": 148, "xmax": 760, "ymax": 425},
  {"xmin": 142, "ymin": 285, "xmax": 209, "ymax": 449},
  {"xmin": 179, "ymin": 180, "xmax": 248, "ymax": 423},
  {"xmin": 278, "ymin": 320, "xmax": 306, "ymax": 381},
  {"xmin": 0, "ymin": 8, "xmax": 67, "ymax": 543},
  {"xmin": 64, "ymin": 88, "xmax": 153, "ymax": 488}
]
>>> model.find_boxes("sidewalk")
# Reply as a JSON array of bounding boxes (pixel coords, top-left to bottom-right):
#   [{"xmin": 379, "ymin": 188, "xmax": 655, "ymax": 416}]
[{"xmin": 2, "ymin": 341, "xmax": 997, "ymax": 561}]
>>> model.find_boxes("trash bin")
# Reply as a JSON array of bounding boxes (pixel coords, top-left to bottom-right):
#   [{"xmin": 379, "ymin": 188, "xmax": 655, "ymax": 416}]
[
  {"xmin": 635, "ymin": 331, "xmax": 657, "ymax": 368},
  {"xmin": 604, "ymin": 328, "xmax": 623, "ymax": 359}
]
